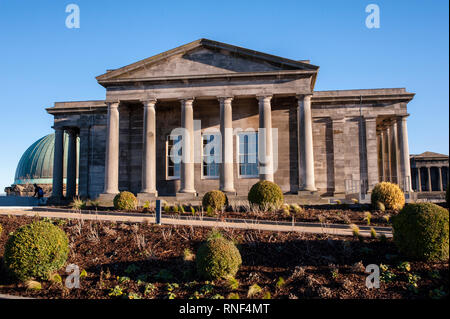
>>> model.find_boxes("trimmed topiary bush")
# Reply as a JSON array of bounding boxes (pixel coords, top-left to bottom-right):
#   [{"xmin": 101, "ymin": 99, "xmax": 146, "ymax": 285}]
[
  {"xmin": 196, "ymin": 232, "xmax": 242, "ymax": 280},
  {"xmin": 248, "ymin": 181, "xmax": 284, "ymax": 208},
  {"xmin": 392, "ymin": 203, "xmax": 449, "ymax": 261},
  {"xmin": 4, "ymin": 221, "xmax": 69, "ymax": 281},
  {"xmin": 113, "ymin": 191, "xmax": 137, "ymax": 211},
  {"xmin": 371, "ymin": 182, "xmax": 405, "ymax": 211},
  {"xmin": 202, "ymin": 190, "xmax": 227, "ymax": 211}
]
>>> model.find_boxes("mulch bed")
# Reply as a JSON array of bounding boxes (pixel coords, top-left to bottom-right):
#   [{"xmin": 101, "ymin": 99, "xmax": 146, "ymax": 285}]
[
  {"xmin": 54, "ymin": 203, "xmax": 396, "ymax": 226},
  {"xmin": 0, "ymin": 215, "xmax": 447, "ymax": 299}
]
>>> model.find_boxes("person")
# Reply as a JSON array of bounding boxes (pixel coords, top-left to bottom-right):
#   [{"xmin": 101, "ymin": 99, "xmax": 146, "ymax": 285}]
[{"xmin": 33, "ymin": 184, "xmax": 45, "ymax": 204}]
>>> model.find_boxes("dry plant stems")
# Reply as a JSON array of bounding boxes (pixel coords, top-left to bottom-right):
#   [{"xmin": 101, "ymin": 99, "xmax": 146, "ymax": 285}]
[
  {"xmin": 87, "ymin": 222, "xmax": 100, "ymax": 243},
  {"xmin": 134, "ymin": 233, "xmax": 146, "ymax": 251}
]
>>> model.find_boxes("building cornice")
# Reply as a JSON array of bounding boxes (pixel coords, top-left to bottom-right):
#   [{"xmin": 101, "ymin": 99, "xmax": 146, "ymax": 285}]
[
  {"xmin": 311, "ymin": 89, "xmax": 415, "ymax": 104},
  {"xmin": 97, "ymin": 70, "xmax": 316, "ymax": 87}
]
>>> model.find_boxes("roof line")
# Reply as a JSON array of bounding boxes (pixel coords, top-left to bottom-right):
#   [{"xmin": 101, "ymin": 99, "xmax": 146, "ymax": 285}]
[{"xmin": 96, "ymin": 38, "xmax": 319, "ymax": 81}]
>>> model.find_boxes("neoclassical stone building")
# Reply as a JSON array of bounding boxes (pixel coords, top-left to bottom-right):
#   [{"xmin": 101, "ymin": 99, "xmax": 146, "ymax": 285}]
[{"xmin": 46, "ymin": 39, "xmax": 415, "ymax": 202}]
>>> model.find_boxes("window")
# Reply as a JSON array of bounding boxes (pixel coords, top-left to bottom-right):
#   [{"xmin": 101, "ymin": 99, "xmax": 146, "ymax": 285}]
[
  {"xmin": 238, "ymin": 132, "xmax": 258, "ymax": 178},
  {"xmin": 166, "ymin": 135, "xmax": 181, "ymax": 179},
  {"xmin": 202, "ymin": 133, "xmax": 220, "ymax": 179}
]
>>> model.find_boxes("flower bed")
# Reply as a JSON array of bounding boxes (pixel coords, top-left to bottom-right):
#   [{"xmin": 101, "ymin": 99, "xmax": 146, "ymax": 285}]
[{"xmin": 0, "ymin": 215, "xmax": 447, "ymax": 299}]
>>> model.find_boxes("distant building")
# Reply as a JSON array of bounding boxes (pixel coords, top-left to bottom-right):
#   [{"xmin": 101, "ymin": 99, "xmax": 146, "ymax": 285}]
[
  {"xmin": 4, "ymin": 133, "xmax": 79, "ymax": 197},
  {"xmin": 410, "ymin": 152, "xmax": 448, "ymax": 192}
]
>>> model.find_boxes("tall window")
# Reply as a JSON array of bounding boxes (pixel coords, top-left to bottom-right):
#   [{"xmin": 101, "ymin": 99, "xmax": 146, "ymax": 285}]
[
  {"xmin": 202, "ymin": 133, "xmax": 220, "ymax": 179},
  {"xmin": 238, "ymin": 132, "xmax": 258, "ymax": 178},
  {"xmin": 167, "ymin": 135, "xmax": 181, "ymax": 179}
]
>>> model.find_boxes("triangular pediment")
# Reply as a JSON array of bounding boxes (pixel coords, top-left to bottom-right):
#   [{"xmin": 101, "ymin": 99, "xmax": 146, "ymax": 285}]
[{"xmin": 97, "ymin": 39, "xmax": 318, "ymax": 82}]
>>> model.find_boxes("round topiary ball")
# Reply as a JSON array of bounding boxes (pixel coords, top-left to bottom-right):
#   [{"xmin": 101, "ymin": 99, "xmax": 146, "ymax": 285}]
[
  {"xmin": 113, "ymin": 191, "xmax": 137, "ymax": 211},
  {"xmin": 392, "ymin": 203, "xmax": 449, "ymax": 261},
  {"xmin": 202, "ymin": 190, "xmax": 227, "ymax": 211},
  {"xmin": 196, "ymin": 234, "xmax": 242, "ymax": 280},
  {"xmin": 371, "ymin": 182, "xmax": 405, "ymax": 211},
  {"xmin": 4, "ymin": 221, "xmax": 69, "ymax": 281},
  {"xmin": 248, "ymin": 180, "xmax": 284, "ymax": 208}
]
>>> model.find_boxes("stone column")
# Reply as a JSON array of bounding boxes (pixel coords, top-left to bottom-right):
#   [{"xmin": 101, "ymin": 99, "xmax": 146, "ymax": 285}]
[
  {"xmin": 297, "ymin": 94, "xmax": 317, "ymax": 191},
  {"xmin": 332, "ymin": 117, "xmax": 345, "ymax": 194},
  {"xmin": 438, "ymin": 166, "xmax": 443, "ymax": 191},
  {"xmin": 396, "ymin": 115, "xmax": 412, "ymax": 192},
  {"xmin": 257, "ymin": 95, "xmax": 274, "ymax": 182},
  {"xmin": 417, "ymin": 167, "xmax": 422, "ymax": 192},
  {"xmin": 78, "ymin": 126, "xmax": 90, "ymax": 198},
  {"xmin": 103, "ymin": 101, "xmax": 120, "ymax": 194},
  {"xmin": 66, "ymin": 129, "xmax": 78, "ymax": 199},
  {"xmin": 389, "ymin": 121, "xmax": 399, "ymax": 184},
  {"xmin": 379, "ymin": 130, "xmax": 386, "ymax": 182},
  {"xmin": 219, "ymin": 97, "xmax": 235, "ymax": 193},
  {"xmin": 365, "ymin": 117, "xmax": 379, "ymax": 192},
  {"xmin": 52, "ymin": 127, "xmax": 65, "ymax": 198},
  {"xmin": 427, "ymin": 167, "xmax": 432, "ymax": 192},
  {"xmin": 179, "ymin": 98, "xmax": 196, "ymax": 194},
  {"xmin": 140, "ymin": 100, "xmax": 157, "ymax": 196},
  {"xmin": 383, "ymin": 127, "xmax": 391, "ymax": 182},
  {"xmin": 385, "ymin": 125, "xmax": 393, "ymax": 183}
]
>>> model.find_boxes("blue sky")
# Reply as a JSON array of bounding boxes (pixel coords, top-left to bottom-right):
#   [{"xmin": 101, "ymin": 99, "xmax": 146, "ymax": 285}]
[{"xmin": 0, "ymin": 0, "xmax": 448, "ymax": 192}]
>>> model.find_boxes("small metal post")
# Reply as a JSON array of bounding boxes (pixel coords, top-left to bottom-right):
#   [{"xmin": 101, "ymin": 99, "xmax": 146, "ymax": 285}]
[{"xmin": 155, "ymin": 199, "xmax": 161, "ymax": 225}]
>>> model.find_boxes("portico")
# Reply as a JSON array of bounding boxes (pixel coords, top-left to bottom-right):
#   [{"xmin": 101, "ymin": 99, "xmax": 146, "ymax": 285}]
[{"xmin": 46, "ymin": 39, "xmax": 416, "ymax": 202}]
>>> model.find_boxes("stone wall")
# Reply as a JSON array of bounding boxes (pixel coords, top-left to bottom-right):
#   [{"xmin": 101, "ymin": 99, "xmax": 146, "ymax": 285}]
[{"xmin": 53, "ymin": 94, "xmax": 410, "ymax": 199}]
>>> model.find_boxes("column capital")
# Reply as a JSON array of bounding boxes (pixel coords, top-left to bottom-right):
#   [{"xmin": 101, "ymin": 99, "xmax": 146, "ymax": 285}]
[
  {"xmin": 396, "ymin": 114, "xmax": 410, "ymax": 121},
  {"xmin": 331, "ymin": 116, "xmax": 346, "ymax": 122},
  {"xmin": 66, "ymin": 127, "xmax": 79, "ymax": 136},
  {"xmin": 296, "ymin": 93, "xmax": 313, "ymax": 100},
  {"xmin": 52, "ymin": 126, "xmax": 65, "ymax": 132},
  {"xmin": 364, "ymin": 116, "xmax": 377, "ymax": 122},
  {"xmin": 106, "ymin": 100, "xmax": 120, "ymax": 108},
  {"xmin": 256, "ymin": 95, "xmax": 272, "ymax": 102},
  {"xmin": 180, "ymin": 97, "xmax": 195, "ymax": 103},
  {"xmin": 217, "ymin": 96, "xmax": 234, "ymax": 103},
  {"xmin": 141, "ymin": 99, "xmax": 157, "ymax": 107}
]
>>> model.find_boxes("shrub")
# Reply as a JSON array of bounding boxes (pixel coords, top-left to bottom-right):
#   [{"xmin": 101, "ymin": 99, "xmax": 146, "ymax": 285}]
[
  {"xmin": 4, "ymin": 221, "xmax": 69, "ymax": 281},
  {"xmin": 0, "ymin": 223, "xmax": 2, "ymax": 237},
  {"xmin": 248, "ymin": 181, "xmax": 284, "ymax": 208},
  {"xmin": 113, "ymin": 191, "xmax": 137, "ymax": 211},
  {"xmin": 371, "ymin": 182, "xmax": 405, "ymax": 211},
  {"xmin": 392, "ymin": 203, "xmax": 449, "ymax": 261},
  {"xmin": 196, "ymin": 232, "xmax": 242, "ymax": 280},
  {"xmin": 375, "ymin": 201, "xmax": 386, "ymax": 212},
  {"xmin": 202, "ymin": 190, "xmax": 228, "ymax": 211}
]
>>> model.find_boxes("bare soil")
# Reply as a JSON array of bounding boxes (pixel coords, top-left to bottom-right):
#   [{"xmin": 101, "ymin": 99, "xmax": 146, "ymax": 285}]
[
  {"xmin": 57, "ymin": 203, "xmax": 398, "ymax": 226},
  {"xmin": 0, "ymin": 215, "xmax": 447, "ymax": 299}
]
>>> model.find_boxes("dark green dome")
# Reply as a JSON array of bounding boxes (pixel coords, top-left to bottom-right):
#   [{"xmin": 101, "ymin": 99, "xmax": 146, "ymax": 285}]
[{"xmin": 14, "ymin": 133, "xmax": 79, "ymax": 185}]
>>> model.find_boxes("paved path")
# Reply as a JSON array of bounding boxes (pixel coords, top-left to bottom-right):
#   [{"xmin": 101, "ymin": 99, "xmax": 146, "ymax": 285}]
[{"xmin": 0, "ymin": 207, "xmax": 392, "ymax": 238}]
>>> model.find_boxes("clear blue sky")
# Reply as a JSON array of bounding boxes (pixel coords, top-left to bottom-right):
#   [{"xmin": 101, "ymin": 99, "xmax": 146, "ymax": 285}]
[{"xmin": 0, "ymin": 0, "xmax": 448, "ymax": 192}]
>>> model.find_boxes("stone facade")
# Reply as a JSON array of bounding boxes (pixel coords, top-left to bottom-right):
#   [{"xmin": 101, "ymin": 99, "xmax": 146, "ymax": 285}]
[
  {"xmin": 46, "ymin": 39, "xmax": 415, "ymax": 201},
  {"xmin": 410, "ymin": 152, "xmax": 448, "ymax": 192}
]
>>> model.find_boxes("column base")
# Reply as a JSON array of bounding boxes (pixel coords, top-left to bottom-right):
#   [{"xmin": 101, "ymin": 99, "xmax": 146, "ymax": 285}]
[
  {"xmin": 97, "ymin": 193, "xmax": 119, "ymax": 207},
  {"xmin": 176, "ymin": 192, "xmax": 197, "ymax": 199},
  {"xmin": 137, "ymin": 192, "xmax": 158, "ymax": 203},
  {"xmin": 47, "ymin": 196, "xmax": 67, "ymax": 206},
  {"xmin": 220, "ymin": 189, "xmax": 236, "ymax": 195},
  {"xmin": 297, "ymin": 190, "xmax": 318, "ymax": 195}
]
